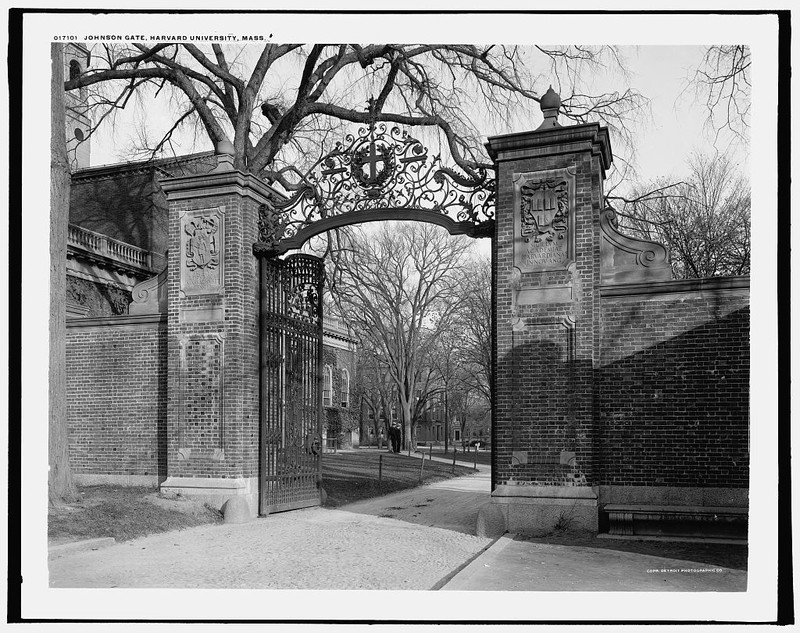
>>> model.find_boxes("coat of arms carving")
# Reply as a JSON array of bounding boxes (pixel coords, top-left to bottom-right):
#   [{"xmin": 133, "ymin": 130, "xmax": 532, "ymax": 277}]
[
  {"xmin": 520, "ymin": 179, "xmax": 568, "ymax": 243},
  {"xmin": 180, "ymin": 208, "xmax": 224, "ymax": 296},
  {"xmin": 185, "ymin": 216, "xmax": 220, "ymax": 270},
  {"xmin": 513, "ymin": 170, "xmax": 575, "ymax": 272},
  {"xmin": 350, "ymin": 139, "xmax": 394, "ymax": 191}
]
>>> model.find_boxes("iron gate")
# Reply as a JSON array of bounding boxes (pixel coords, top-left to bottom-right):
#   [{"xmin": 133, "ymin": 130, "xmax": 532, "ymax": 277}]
[{"xmin": 259, "ymin": 253, "xmax": 324, "ymax": 515}]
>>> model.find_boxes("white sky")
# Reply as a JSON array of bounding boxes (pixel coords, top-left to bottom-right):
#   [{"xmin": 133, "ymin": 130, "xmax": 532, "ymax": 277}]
[{"xmin": 625, "ymin": 45, "xmax": 750, "ymax": 182}]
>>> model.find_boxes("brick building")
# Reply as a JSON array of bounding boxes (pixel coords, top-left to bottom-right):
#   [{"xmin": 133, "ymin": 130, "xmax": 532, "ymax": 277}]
[{"xmin": 320, "ymin": 316, "xmax": 359, "ymax": 448}]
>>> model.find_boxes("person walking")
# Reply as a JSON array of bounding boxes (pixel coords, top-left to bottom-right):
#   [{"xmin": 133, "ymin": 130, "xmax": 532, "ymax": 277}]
[{"xmin": 391, "ymin": 424, "xmax": 401, "ymax": 453}]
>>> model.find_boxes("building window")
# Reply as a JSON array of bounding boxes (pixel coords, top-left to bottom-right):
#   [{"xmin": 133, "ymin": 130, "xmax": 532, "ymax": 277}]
[
  {"xmin": 340, "ymin": 368, "xmax": 350, "ymax": 407},
  {"xmin": 322, "ymin": 365, "xmax": 332, "ymax": 407},
  {"xmin": 454, "ymin": 429, "xmax": 461, "ymax": 441},
  {"xmin": 69, "ymin": 59, "xmax": 81, "ymax": 81}
]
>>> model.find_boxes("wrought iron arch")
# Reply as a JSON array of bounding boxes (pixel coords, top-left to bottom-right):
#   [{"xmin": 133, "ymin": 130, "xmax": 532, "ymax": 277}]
[{"xmin": 253, "ymin": 123, "xmax": 495, "ymax": 257}]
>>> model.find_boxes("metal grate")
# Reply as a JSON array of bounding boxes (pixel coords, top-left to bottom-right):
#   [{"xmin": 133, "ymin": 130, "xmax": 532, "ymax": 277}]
[{"xmin": 259, "ymin": 253, "xmax": 324, "ymax": 515}]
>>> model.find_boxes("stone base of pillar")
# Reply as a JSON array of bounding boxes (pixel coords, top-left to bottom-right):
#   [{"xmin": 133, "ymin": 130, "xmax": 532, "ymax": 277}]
[
  {"xmin": 489, "ymin": 485, "xmax": 599, "ymax": 536},
  {"xmin": 160, "ymin": 476, "xmax": 259, "ymax": 519},
  {"xmin": 74, "ymin": 473, "xmax": 163, "ymax": 487}
]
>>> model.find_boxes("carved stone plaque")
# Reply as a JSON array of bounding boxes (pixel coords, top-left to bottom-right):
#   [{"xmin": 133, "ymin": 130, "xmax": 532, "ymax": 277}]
[
  {"xmin": 513, "ymin": 169, "xmax": 575, "ymax": 272},
  {"xmin": 180, "ymin": 207, "xmax": 224, "ymax": 296}
]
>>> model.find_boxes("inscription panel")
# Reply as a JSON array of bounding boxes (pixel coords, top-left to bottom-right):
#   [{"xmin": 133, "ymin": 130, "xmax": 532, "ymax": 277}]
[
  {"xmin": 180, "ymin": 207, "xmax": 224, "ymax": 296},
  {"xmin": 513, "ymin": 169, "xmax": 575, "ymax": 272}
]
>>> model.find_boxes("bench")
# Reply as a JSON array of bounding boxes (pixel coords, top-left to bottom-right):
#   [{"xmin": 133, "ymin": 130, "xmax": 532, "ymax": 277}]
[{"xmin": 603, "ymin": 504, "xmax": 748, "ymax": 540}]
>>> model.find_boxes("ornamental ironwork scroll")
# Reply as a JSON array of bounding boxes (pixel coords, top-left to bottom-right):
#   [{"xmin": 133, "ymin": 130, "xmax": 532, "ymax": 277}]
[{"xmin": 254, "ymin": 123, "xmax": 495, "ymax": 255}]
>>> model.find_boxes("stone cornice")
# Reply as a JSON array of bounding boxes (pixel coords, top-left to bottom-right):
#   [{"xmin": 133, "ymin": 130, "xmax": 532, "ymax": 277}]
[
  {"xmin": 71, "ymin": 163, "xmax": 172, "ymax": 183},
  {"xmin": 486, "ymin": 123, "xmax": 612, "ymax": 174},
  {"xmin": 72, "ymin": 151, "xmax": 215, "ymax": 183},
  {"xmin": 67, "ymin": 313, "xmax": 167, "ymax": 328},
  {"xmin": 600, "ymin": 275, "xmax": 750, "ymax": 298},
  {"xmin": 161, "ymin": 168, "xmax": 285, "ymax": 205}
]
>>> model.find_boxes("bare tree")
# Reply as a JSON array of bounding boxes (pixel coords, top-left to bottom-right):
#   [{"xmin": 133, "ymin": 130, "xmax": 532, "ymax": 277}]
[
  {"xmin": 426, "ymin": 276, "xmax": 490, "ymax": 452},
  {"xmin": 330, "ymin": 222, "xmax": 472, "ymax": 451},
  {"xmin": 50, "ymin": 44, "xmax": 78, "ymax": 505},
  {"xmin": 427, "ymin": 330, "xmax": 462, "ymax": 452},
  {"xmin": 454, "ymin": 256, "xmax": 492, "ymax": 406},
  {"xmin": 355, "ymin": 341, "xmax": 396, "ymax": 447},
  {"xmin": 63, "ymin": 44, "xmax": 647, "ymax": 182},
  {"xmin": 686, "ymin": 45, "xmax": 751, "ymax": 145},
  {"xmin": 610, "ymin": 152, "xmax": 750, "ymax": 279}
]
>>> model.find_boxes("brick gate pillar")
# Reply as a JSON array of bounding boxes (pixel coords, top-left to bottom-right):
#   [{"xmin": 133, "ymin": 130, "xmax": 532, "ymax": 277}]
[
  {"xmin": 483, "ymin": 89, "xmax": 612, "ymax": 535},
  {"xmin": 159, "ymin": 142, "xmax": 278, "ymax": 518}
]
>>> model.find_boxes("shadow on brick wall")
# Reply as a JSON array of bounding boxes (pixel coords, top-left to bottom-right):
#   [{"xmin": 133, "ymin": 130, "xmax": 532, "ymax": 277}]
[{"xmin": 598, "ymin": 306, "xmax": 749, "ymax": 488}]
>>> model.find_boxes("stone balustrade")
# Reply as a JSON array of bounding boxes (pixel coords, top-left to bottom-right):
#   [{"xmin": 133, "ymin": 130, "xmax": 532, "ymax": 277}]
[{"xmin": 68, "ymin": 224, "xmax": 152, "ymax": 270}]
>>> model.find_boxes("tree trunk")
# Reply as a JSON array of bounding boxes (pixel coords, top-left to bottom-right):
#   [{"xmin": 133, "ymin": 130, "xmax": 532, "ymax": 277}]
[
  {"xmin": 444, "ymin": 391, "xmax": 449, "ymax": 452},
  {"xmin": 49, "ymin": 44, "xmax": 77, "ymax": 505},
  {"xmin": 400, "ymin": 397, "xmax": 413, "ymax": 453},
  {"xmin": 359, "ymin": 410, "xmax": 365, "ymax": 447}
]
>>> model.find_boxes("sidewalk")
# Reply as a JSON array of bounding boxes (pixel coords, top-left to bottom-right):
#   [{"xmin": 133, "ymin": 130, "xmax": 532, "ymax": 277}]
[
  {"xmin": 440, "ymin": 534, "xmax": 747, "ymax": 592},
  {"xmin": 47, "ymin": 465, "xmax": 494, "ymax": 590},
  {"xmin": 48, "ymin": 504, "xmax": 492, "ymax": 589},
  {"xmin": 338, "ymin": 460, "xmax": 491, "ymax": 534}
]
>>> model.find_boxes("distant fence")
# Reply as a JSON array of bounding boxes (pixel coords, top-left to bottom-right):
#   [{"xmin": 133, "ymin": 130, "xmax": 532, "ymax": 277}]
[{"xmin": 323, "ymin": 438, "xmax": 338, "ymax": 454}]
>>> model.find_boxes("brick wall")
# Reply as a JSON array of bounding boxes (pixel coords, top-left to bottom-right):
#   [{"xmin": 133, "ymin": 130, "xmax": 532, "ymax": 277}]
[
  {"xmin": 66, "ymin": 317, "xmax": 167, "ymax": 479},
  {"xmin": 598, "ymin": 283, "xmax": 750, "ymax": 488}
]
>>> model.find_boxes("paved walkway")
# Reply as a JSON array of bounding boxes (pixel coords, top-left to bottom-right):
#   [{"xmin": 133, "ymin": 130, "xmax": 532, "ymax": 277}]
[
  {"xmin": 48, "ymin": 461, "xmax": 746, "ymax": 592},
  {"xmin": 340, "ymin": 456, "xmax": 491, "ymax": 534},
  {"xmin": 442, "ymin": 534, "xmax": 747, "ymax": 592}
]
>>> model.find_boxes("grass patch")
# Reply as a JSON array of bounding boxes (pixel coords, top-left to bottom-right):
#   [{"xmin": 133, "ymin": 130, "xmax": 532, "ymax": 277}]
[
  {"xmin": 48, "ymin": 485, "xmax": 223, "ymax": 544},
  {"xmin": 321, "ymin": 450, "xmax": 475, "ymax": 507}
]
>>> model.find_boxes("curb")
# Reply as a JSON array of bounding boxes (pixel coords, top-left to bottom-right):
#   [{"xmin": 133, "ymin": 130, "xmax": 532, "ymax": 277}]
[
  {"xmin": 437, "ymin": 533, "xmax": 515, "ymax": 591},
  {"xmin": 430, "ymin": 535, "xmax": 501, "ymax": 590},
  {"xmin": 48, "ymin": 537, "xmax": 117, "ymax": 558}
]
